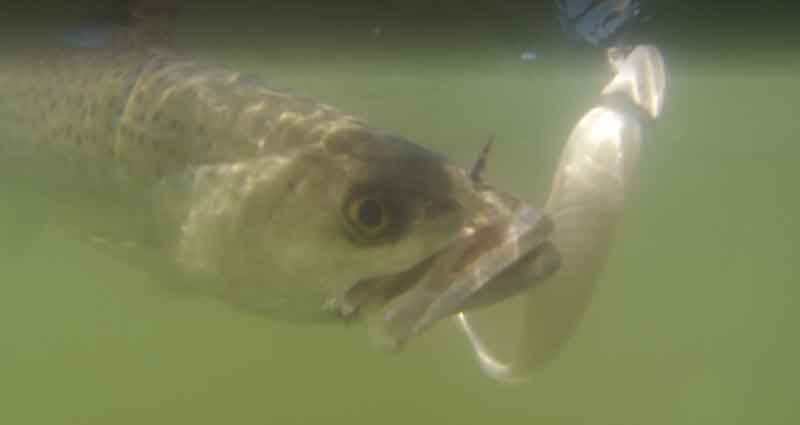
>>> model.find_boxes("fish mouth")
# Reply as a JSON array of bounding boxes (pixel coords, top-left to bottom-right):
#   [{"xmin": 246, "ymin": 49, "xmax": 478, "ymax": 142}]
[{"xmin": 328, "ymin": 203, "xmax": 561, "ymax": 351}]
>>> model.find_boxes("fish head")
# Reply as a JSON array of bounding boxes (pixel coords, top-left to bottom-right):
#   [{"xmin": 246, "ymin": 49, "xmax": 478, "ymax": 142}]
[{"xmin": 170, "ymin": 123, "xmax": 559, "ymax": 348}]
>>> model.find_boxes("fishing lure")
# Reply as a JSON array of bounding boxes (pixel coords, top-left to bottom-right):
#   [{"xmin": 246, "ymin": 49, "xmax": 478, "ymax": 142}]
[{"xmin": 457, "ymin": 44, "xmax": 666, "ymax": 380}]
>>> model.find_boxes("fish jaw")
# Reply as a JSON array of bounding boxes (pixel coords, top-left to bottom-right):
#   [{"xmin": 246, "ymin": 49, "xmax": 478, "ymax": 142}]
[
  {"xmin": 325, "ymin": 170, "xmax": 561, "ymax": 351},
  {"xmin": 370, "ymin": 206, "xmax": 559, "ymax": 352}
]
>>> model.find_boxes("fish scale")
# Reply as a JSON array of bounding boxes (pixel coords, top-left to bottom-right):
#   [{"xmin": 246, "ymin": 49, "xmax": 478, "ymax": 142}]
[
  {"xmin": 2, "ymin": 47, "xmax": 143, "ymax": 188},
  {"xmin": 2, "ymin": 45, "xmax": 362, "ymax": 190},
  {"xmin": 118, "ymin": 56, "xmax": 356, "ymax": 183},
  {"xmin": 0, "ymin": 42, "xmax": 371, "ymax": 266}
]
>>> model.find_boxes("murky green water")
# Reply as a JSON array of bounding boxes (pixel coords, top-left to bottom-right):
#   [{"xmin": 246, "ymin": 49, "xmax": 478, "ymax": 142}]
[{"xmin": 2, "ymin": 3, "xmax": 799, "ymax": 424}]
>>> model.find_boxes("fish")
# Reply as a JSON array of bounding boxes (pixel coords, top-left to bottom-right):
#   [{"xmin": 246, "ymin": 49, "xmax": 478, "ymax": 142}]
[{"xmin": 0, "ymin": 9, "xmax": 560, "ymax": 352}]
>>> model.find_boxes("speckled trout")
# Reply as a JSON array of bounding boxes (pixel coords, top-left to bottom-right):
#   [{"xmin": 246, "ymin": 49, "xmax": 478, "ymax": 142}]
[{"xmin": 0, "ymin": 24, "xmax": 560, "ymax": 350}]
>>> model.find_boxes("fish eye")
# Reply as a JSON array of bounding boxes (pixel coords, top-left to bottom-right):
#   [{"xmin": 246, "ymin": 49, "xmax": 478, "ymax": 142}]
[{"xmin": 347, "ymin": 196, "xmax": 390, "ymax": 237}]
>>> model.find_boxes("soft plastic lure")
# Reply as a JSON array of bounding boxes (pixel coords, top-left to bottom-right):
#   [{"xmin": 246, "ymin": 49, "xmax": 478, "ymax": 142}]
[{"xmin": 456, "ymin": 45, "xmax": 666, "ymax": 381}]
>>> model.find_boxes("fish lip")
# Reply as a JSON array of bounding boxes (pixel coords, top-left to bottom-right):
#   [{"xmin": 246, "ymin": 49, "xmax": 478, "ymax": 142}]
[{"xmin": 327, "ymin": 203, "xmax": 557, "ymax": 350}]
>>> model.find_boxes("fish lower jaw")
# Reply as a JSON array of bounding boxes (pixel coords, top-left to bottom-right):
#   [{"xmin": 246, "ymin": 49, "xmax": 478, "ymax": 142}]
[
  {"xmin": 321, "ymin": 294, "xmax": 359, "ymax": 319},
  {"xmin": 319, "ymin": 226, "xmax": 501, "ymax": 325},
  {"xmin": 319, "ymin": 254, "xmax": 433, "ymax": 324},
  {"xmin": 322, "ymin": 206, "xmax": 557, "ymax": 352}
]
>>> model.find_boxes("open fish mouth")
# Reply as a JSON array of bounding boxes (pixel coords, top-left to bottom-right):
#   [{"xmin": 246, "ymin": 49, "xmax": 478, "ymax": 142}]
[{"xmin": 328, "ymin": 202, "xmax": 561, "ymax": 351}]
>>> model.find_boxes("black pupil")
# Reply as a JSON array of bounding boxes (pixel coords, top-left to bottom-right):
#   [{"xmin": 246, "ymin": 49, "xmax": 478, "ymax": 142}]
[{"xmin": 358, "ymin": 199, "xmax": 384, "ymax": 229}]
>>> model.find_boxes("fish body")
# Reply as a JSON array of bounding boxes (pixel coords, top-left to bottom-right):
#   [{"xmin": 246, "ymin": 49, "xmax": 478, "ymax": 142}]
[{"xmin": 0, "ymin": 35, "xmax": 558, "ymax": 344}]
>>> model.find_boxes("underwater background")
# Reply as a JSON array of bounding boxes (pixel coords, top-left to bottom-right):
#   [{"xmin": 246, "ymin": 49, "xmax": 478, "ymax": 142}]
[{"xmin": 1, "ymin": 1, "xmax": 798, "ymax": 424}]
